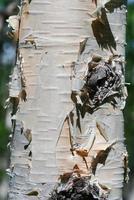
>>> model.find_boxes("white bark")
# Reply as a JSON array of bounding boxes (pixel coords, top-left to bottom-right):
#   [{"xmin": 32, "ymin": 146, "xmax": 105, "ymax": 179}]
[{"xmin": 8, "ymin": 0, "xmax": 128, "ymax": 200}]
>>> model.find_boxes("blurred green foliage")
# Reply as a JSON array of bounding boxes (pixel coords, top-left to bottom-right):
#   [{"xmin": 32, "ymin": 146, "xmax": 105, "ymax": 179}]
[
  {"xmin": 0, "ymin": 169, "xmax": 7, "ymax": 183},
  {"xmin": 0, "ymin": 0, "xmax": 15, "ymax": 187},
  {"xmin": 0, "ymin": 0, "xmax": 14, "ymax": 6},
  {"xmin": 125, "ymin": 3, "xmax": 134, "ymax": 174},
  {"xmin": 0, "ymin": 67, "xmax": 11, "ymax": 155}
]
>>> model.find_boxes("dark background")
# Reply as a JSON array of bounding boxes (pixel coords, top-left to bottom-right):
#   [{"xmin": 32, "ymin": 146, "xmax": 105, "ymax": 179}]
[{"xmin": 0, "ymin": 0, "xmax": 134, "ymax": 199}]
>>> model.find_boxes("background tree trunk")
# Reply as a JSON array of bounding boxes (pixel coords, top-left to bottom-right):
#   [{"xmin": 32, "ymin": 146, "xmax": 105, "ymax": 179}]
[{"xmin": 8, "ymin": 0, "xmax": 128, "ymax": 199}]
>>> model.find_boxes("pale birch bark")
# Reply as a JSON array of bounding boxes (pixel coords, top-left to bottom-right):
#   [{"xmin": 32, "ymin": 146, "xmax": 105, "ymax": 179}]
[{"xmin": 7, "ymin": 0, "xmax": 128, "ymax": 200}]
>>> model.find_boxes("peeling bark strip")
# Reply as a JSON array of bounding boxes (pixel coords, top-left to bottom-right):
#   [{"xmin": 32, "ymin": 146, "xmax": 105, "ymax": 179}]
[{"xmin": 8, "ymin": 0, "xmax": 128, "ymax": 200}]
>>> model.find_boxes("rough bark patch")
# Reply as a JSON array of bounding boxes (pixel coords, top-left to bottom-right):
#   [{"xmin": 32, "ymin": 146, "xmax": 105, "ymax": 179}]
[{"xmin": 49, "ymin": 176, "xmax": 109, "ymax": 200}]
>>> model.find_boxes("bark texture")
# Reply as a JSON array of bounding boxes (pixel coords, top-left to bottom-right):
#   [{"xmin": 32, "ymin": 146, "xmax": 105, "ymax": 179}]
[{"xmin": 7, "ymin": 0, "xmax": 128, "ymax": 200}]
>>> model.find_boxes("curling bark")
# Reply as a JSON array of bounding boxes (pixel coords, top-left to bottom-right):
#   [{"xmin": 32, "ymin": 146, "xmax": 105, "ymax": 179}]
[{"xmin": 8, "ymin": 0, "xmax": 128, "ymax": 200}]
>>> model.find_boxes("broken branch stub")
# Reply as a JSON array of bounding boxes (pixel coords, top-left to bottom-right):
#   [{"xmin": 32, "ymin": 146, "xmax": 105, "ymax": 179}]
[{"xmin": 76, "ymin": 56, "xmax": 123, "ymax": 110}]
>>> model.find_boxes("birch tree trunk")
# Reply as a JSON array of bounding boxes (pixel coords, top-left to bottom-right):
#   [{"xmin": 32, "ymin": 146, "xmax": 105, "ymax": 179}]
[{"xmin": 7, "ymin": 0, "xmax": 128, "ymax": 199}]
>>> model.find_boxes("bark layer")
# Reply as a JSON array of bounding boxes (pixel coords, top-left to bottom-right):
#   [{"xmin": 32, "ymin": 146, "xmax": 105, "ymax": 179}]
[{"xmin": 8, "ymin": 0, "xmax": 127, "ymax": 200}]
